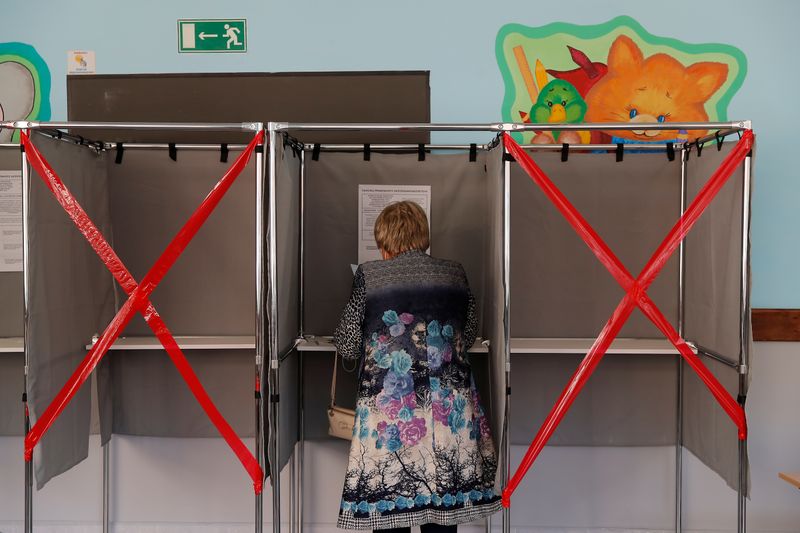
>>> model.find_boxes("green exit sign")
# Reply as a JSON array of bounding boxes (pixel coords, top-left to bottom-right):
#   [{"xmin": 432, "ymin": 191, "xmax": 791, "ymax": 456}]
[{"xmin": 178, "ymin": 19, "xmax": 247, "ymax": 53}]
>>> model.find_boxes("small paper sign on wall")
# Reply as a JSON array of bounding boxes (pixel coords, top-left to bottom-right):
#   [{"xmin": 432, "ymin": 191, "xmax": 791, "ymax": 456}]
[
  {"xmin": 0, "ymin": 171, "xmax": 23, "ymax": 272},
  {"xmin": 67, "ymin": 51, "xmax": 96, "ymax": 74}
]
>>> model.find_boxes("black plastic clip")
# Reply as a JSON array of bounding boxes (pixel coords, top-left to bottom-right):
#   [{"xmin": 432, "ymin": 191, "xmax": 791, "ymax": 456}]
[
  {"xmin": 311, "ymin": 143, "xmax": 321, "ymax": 161},
  {"xmin": 168, "ymin": 143, "xmax": 177, "ymax": 162},
  {"xmin": 506, "ymin": 386, "xmax": 511, "ymax": 396},
  {"xmin": 78, "ymin": 135, "xmax": 85, "ymax": 146},
  {"xmin": 254, "ymin": 144, "xmax": 264, "ymax": 154},
  {"xmin": 270, "ymin": 393, "xmax": 280, "ymax": 403},
  {"xmin": 20, "ymin": 143, "xmax": 25, "ymax": 153},
  {"xmin": 418, "ymin": 143, "xmax": 426, "ymax": 162},
  {"xmin": 666, "ymin": 142, "xmax": 675, "ymax": 162},
  {"xmin": 695, "ymin": 140, "xmax": 704, "ymax": 158},
  {"xmin": 115, "ymin": 142, "xmax": 124, "ymax": 164},
  {"xmin": 22, "ymin": 392, "xmax": 27, "ymax": 403},
  {"xmin": 737, "ymin": 393, "xmax": 747, "ymax": 406},
  {"xmin": 469, "ymin": 143, "xmax": 477, "ymax": 162},
  {"xmin": 715, "ymin": 131, "xmax": 724, "ymax": 151},
  {"xmin": 561, "ymin": 143, "xmax": 570, "ymax": 162},
  {"xmin": 503, "ymin": 152, "xmax": 515, "ymax": 163},
  {"xmin": 254, "ymin": 390, "xmax": 261, "ymax": 400},
  {"xmin": 56, "ymin": 131, "xmax": 63, "ymax": 139},
  {"xmin": 363, "ymin": 143, "xmax": 371, "ymax": 161},
  {"xmin": 616, "ymin": 143, "xmax": 624, "ymax": 162},
  {"xmin": 220, "ymin": 143, "xmax": 229, "ymax": 163}
]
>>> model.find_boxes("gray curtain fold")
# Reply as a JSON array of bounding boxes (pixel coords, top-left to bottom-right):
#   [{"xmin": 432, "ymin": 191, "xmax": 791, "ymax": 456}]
[
  {"xmin": 274, "ymin": 142, "xmax": 301, "ymax": 469},
  {"xmin": 102, "ymin": 147, "xmax": 257, "ymax": 438},
  {"xmin": 683, "ymin": 142, "xmax": 752, "ymax": 492},
  {"xmin": 483, "ymin": 146, "xmax": 507, "ymax": 486},
  {"xmin": 0, "ymin": 145, "xmax": 24, "ymax": 436},
  {"xmin": 26, "ymin": 133, "xmax": 116, "ymax": 488}
]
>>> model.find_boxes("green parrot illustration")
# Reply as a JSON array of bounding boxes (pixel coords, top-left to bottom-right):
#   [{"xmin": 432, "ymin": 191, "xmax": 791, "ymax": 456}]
[{"xmin": 530, "ymin": 79, "xmax": 587, "ymax": 141}]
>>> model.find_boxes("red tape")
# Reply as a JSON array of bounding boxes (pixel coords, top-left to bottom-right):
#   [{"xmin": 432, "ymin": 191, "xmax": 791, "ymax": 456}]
[
  {"xmin": 22, "ymin": 130, "xmax": 265, "ymax": 494},
  {"xmin": 501, "ymin": 131, "xmax": 753, "ymax": 507}
]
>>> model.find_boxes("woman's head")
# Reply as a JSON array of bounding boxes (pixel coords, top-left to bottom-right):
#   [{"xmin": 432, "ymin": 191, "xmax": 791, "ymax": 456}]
[{"xmin": 374, "ymin": 201, "xmax": 429, "ymax": 258}]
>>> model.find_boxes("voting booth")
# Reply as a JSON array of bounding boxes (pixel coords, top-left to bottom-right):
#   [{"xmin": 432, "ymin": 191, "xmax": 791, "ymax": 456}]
[
  {"xmin": 10, "ymin": 122, "xmax": 268, "ymax": 532},
  {"xmin": 265, "ymin": 122, "xmax": 754, "ymax": 533}
]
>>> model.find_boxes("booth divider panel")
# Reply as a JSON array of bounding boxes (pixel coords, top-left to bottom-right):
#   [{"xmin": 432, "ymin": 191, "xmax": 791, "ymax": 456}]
[
  {"xmin": 275, "ymin": 143, "xmax": 301, "ymax": 468},
  {"xmin": 27, "ymin": 133, "xmax": 116, "ymax": 488},
  {"xmin": 509, "ymin": 151, "xmax": 680, "ymax": 339},
  {"xmin": 0, "ymin": 146, "xmax": 24, "ymax": 436},
  {"xmin": 683, "ymin": 142, "xmax": 750, "ymax": 492},
  {"xmin": 303, "ymin": 152, "xmax": 490, "ymax": 336},
  {"xmin": 106, "ymin": 149, "xmax": 256, "ymax": 336},
  {"xmin": 483, "ymin": 147, "xmax": 507, "ymax": 486},
  {"xmin": 682, "ymin": 357, "xmax": 743, "ymax": 491},
  {"xmin": 509, "ymin": 354, "xmax": 677, "ymax": 446},
  {"xmin": 108, "ymin": 350, "xmax": 255, "ymax": 437},
  {"xmin": 102, "ymin": 148, "xmax": 257, "ymax": 438},
  {"xmin": 684, "ymin": 143, "xmax": 746, "ymax": 362},
  {"xmin": 276, "ymin": 143, "xmax": 301, "ymax": 357}
]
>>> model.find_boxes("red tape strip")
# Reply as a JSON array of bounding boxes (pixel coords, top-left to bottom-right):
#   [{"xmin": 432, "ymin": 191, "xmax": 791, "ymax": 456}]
[
  {"xmin": 22, "ymin": 130, "xmax": 265, "ymax": 493},
  {"xmin": 501, "ymin": 131, "xmax": 753, "ymax": 507}
]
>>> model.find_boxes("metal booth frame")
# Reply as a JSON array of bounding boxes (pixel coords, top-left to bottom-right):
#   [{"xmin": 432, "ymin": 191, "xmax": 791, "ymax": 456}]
[
  {"xmin": 265, "ymin": 120, "xmax": 753, "ymax": 533},
  {"xmin": 2, "ymin": 120, "xmax": 268, "ymax": 533}
]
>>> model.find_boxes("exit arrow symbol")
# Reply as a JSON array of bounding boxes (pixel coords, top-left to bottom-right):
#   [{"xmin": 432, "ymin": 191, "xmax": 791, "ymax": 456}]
[{"xmin": 199, "ymin": 32, "xmax": 219, "ymax": 40}]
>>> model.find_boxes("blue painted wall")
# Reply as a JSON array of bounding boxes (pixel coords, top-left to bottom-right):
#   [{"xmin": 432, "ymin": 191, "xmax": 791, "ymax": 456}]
[{"xmin": 5, "ymin": 0, "xmax": 799, "ymax": 307}]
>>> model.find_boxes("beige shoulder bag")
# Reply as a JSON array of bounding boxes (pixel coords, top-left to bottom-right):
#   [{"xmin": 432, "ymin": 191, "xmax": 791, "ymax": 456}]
[{"xmin": 328, "ymin": 351, "xmax": 356, "ymax": 440}]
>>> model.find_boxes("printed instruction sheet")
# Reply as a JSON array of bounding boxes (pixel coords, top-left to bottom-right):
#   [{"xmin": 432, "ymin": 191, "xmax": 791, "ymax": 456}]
[
  {"xmin": 0, "ymin": 171, "xmax": 23, "ymax": 272},
  {"xmin": 358, "ymin": 184, "xmax": 431, "ymax": 264}
]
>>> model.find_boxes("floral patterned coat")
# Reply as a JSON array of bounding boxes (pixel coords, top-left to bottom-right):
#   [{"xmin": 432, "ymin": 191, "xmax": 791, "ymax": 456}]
[{"xmin": 333, "ymin": 250, "xmax": 500, "ymax": 530}]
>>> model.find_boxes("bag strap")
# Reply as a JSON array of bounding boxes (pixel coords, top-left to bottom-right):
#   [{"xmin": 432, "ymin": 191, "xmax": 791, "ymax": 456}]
[{"xmin": 330, "ymin": 350, "xmax": 339, "ymax": 407}]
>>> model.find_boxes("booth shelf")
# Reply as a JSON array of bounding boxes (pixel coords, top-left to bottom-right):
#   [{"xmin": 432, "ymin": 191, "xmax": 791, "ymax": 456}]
[
  {"xmin": 85, "ymin": 335, "xmax": 256, "ymax": 351},
  {"xmin": 295, "ymin": 336, "xmax": 694, "ymax": 355},
  {"xmin": 0, "ymin": 337, "xmax": 24, "ymax": 353}
]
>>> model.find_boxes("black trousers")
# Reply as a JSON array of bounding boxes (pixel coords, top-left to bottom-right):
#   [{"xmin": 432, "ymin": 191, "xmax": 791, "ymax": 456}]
[{"xmin": 376, "ymin": 524, "xmax": 457, "ymax": 533}]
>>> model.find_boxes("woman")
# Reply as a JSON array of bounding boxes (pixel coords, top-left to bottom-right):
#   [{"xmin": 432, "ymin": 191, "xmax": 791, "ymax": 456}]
[{"xmin": 333, "ymin": 201, "xmax": 500, "ymax": 532}]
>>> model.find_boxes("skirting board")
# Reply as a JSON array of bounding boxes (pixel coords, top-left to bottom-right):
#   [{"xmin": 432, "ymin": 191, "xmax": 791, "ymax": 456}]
[{"xmin": 752, "ymin": 309, "xmax": 800, "ymax": 341}]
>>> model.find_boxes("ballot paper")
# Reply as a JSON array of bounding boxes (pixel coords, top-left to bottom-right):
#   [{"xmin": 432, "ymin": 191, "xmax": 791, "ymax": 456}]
[
  {"xmin": 0, "ymin": 171, "xmax": 23, "ymax": 272},
  {"xmin": 358, "ymin": 184, "xmax": 431, "ymax": 264}
]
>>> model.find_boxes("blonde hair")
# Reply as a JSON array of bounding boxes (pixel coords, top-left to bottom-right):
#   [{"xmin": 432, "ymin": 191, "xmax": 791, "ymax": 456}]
[{"xmin": 374, "ymin": 201, "xmax": 429, "ymax": 256}]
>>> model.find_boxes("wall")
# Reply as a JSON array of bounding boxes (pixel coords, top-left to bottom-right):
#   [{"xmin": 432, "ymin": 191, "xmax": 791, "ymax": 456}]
[{"xmin": 2, "ymin": 1, "xmax": 799, "ymax": 532}]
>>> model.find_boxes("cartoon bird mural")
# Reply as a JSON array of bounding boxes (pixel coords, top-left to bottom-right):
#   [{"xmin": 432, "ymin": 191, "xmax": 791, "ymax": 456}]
[
  {"xmin": 512, "ymin": 46, "xmax": 590, "ymax": 144},
  {"xmin": 530, "ymin": 79, "xmax": 587, "ymax": 142}
]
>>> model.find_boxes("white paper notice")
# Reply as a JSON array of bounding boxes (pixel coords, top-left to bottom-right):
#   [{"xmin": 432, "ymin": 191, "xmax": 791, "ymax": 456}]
[
  {"xmin": 358, "ymin": 184, "xmax": 431, "ymax": 264},
  {"xmin": 0, "ymin": 171, "xmax": 23, "ymax": 272}
]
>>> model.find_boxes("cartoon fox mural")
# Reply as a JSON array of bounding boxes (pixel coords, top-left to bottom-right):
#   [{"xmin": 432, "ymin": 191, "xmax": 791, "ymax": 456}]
[{"xmin": 584, "ymin": 35, "xmax": 728, "ymax": 142}]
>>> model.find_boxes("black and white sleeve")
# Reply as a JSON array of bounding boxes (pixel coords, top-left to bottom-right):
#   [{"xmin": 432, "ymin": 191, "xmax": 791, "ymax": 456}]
[
  {"xmin": 332, "ymin": 266, "xmax": 366, "ymax": 360},
  {"xmin": 463, "ymin": 289, "xmax": 479, "ymax": 352}
]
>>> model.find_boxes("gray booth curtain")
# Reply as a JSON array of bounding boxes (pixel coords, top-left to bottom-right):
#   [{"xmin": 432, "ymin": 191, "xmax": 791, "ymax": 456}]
[{"xmin": 26, "ymin": 133, "xmax": 116, "ymax": 488}]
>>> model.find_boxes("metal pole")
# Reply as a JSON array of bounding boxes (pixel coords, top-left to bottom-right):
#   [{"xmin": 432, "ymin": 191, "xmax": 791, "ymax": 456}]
[
  {"xmin": 7, "ymin": 120, "xmax": 260, "ymax": 131},
  {"xmin": 737, "ymin": 150, "xmax": 753, "ymax": 533},
  {"xmin": 272, "ymin": 121, "xmax": 750, "ymax": 133},
  {"xmin": 502, "ymin": 142, "xmax": 512, "ymax": 533},
  {"xmin": 297, "ymin": 151, "xmax": 306, "ymax": 533},
  {"xmin": 255, "ymin": 124, "xmax": 266, "ymax": 533},
  {"xmin": 103, "ymin": 440, "xmax": 110, "ymax": 533},
  {"xmin": 268, "ymin": 125, "xmax": 282, "ymax": 533},
  {"xmin": 21, "ymin": 135, "xmax": 33, "ymax": 533},
  {"xmin": 675, "ymin": 146, "xmax": 688, "ymax": 533}
]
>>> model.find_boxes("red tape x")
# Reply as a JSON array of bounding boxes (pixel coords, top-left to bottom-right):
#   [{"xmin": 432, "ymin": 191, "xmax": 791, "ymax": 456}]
[
  {"xmin": 21, "ymin": 130, "xmax": 265, "ymax": 494},
  {"xmin": 501, "ymin": 130, "xmax": 753, "ymax": 507}
]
